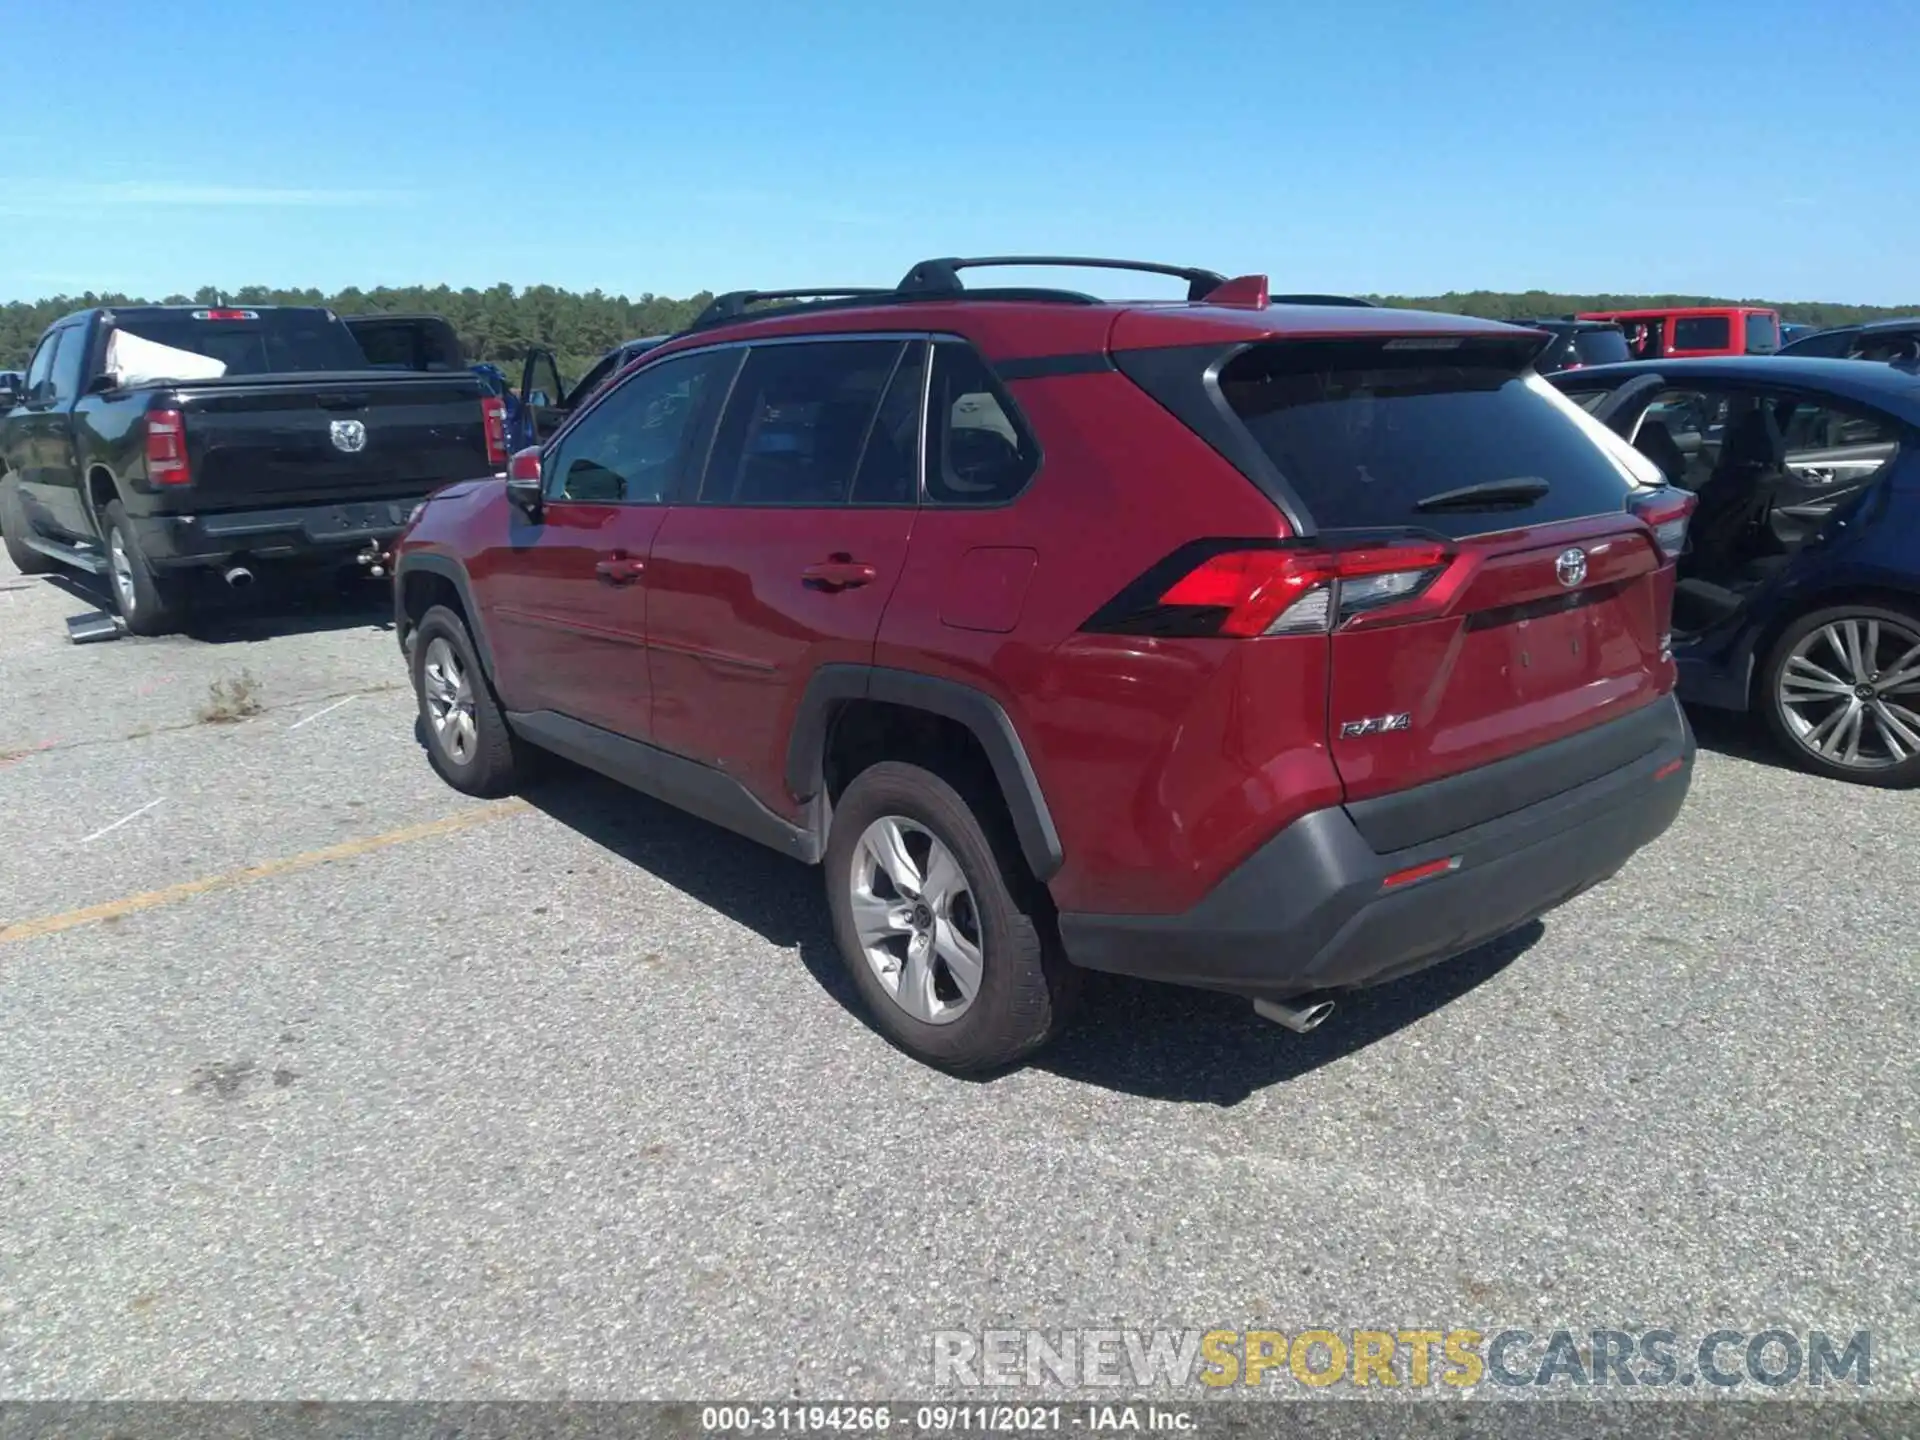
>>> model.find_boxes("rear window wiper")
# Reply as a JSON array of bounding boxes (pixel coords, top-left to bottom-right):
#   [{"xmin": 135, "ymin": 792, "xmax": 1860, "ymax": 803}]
[{"xmin": 1413, "ymin": 477, "xmax": 1551, "ymax": 512}]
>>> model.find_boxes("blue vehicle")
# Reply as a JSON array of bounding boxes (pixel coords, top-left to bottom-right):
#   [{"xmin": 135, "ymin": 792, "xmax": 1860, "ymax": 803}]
[
  {"xmin": 515, "ymin": 335, "xmax": 670, "ymax": 447},
  {"xmin": 1552, "ymin": 356, "xmax": 1920, "ymax": 786},
  {"xmin": 1779, "ymin": 317, "xmax": 1920, "ymax": 363}
]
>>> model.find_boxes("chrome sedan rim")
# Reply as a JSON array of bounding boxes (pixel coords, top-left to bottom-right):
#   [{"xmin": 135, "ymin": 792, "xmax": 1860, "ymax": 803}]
[
  {"xmin": 421, "ymin": 636, "xmax": 478, "ymax": 764},
  {"xmin": 848, "ymin": 815, "xmax": 983, "ymax": 1025},
  {"xmin": 1778, "ymin": 615, "xmax": 1920, "ymax": 769},
  {"xmin": 109, "ymin": 531, "xmax": 136, "ymax": 613}
]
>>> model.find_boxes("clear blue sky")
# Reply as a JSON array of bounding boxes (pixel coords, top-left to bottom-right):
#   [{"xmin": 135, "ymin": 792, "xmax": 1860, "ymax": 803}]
[{"xmin": 2, "ymin": 0, "xmax": 1912, "ymax": 305}]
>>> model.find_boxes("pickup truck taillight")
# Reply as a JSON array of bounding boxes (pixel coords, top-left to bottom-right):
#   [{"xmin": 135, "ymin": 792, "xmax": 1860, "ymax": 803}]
[
  {"xmin": 146, "ymin": 409, "xmax": 190, "ymax": 485},
  {"xmin": 481, "ymin": 396, "xmax": 509, "ymax": 468}
]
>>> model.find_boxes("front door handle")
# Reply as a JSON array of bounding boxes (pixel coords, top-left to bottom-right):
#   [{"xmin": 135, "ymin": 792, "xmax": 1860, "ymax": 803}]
[
  {"xmin": 594, "ymin": 555, "xmax": 646, "ymax": 585},
  {"xmin": 802, "ymin": 557, "xmax": 878, "ymax": 591}
]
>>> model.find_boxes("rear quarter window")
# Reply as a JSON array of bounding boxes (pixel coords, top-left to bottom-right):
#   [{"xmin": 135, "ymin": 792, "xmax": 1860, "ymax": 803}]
[
  {"xmin": 1743, "ymin": 314, "xmax": 1780, "ymax": 355},
  {"xmin": 1218, "ymin": 339, "xmax": 1661, "ymax": 538}
]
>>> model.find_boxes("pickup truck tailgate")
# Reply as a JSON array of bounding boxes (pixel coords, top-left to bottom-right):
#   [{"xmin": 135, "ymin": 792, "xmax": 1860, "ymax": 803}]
[{"xmin": 176, "ymin": 374, "xmax": 492, "ymax": 506}]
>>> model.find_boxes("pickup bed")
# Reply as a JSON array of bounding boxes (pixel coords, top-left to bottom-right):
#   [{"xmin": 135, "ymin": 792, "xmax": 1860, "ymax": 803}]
[{"xmin": 0, "ymin": 304, "xmax": 508, "ymax": 634}]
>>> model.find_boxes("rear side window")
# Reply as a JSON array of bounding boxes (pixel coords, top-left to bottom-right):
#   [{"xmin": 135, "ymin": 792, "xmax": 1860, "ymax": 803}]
[
  {"xmin": 109, "ymin": 309, "xmax": 367, "ymax": 375},
  {"xmin": 702, "ymin": 340, "xmax": 904, "ymax": 506},
  {"xmin": 1219, "ymin": 339, "xmax": 1655, "ymax": 537},
  {"xmin": 1743, "ymin": 313, "xmax": 1779, "ymax": 355},
  {"xmin": 1573, "ymin": 328, "xmax": 1630, "ymax": 365},
  {"xmin": 1672, "ymin": 316, "xmax": 1731, "ymax": 350},
  {"xmin": 49, "ymin": 326, "xmax": 88, "ymax": 400},
  {"xmin": 925, "ymin": 342, "xmax": 1038, "ymax": 505}
]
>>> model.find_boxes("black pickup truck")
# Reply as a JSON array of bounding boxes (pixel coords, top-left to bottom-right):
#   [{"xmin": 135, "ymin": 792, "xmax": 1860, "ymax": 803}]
[{"xmin": 0, "ymin": 305, "xmax": 507, "ymax": 634}]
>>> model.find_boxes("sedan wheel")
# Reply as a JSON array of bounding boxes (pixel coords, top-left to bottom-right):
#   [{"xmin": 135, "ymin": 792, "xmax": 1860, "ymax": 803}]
[{"xmin": 1774, "ymin": 612, "xmax": 1920, "ymax": 772}]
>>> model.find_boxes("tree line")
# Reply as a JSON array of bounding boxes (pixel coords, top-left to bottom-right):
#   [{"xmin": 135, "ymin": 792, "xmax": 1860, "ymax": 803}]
[{"xmin": 3, "ymin": 281, "xmax": 1915, "ymax": 378}]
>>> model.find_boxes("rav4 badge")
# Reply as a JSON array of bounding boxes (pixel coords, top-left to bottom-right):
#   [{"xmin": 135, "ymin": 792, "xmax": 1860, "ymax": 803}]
[{"xmin": 1339, "ymin": 713, "xmax": 1413, "ymax": 738}]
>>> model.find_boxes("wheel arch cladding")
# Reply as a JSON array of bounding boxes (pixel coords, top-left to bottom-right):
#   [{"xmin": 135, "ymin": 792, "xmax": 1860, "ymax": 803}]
[
  {"xmin": 788, "ymin": 665, "xmax": 1065, "ymax": 882},
  {"xmin": 396, "ymin": 554, "xmax": 496, "ymax": 677}
]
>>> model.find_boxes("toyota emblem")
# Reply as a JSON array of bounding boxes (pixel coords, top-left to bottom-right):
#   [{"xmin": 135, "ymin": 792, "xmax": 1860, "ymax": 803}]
[{"xmin": 1555, "ymin": 547, "xmax": 1588, "ymax": 588}]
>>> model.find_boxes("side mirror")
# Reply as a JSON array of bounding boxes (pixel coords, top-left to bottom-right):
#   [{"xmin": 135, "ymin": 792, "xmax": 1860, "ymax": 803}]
[
  {"xmin": 0, "ymin": 385, "xmax": 18, "ymax": 411},
  {"xmin": 505, "ymin": 446, "xmax": 544, "ymax": 520}
]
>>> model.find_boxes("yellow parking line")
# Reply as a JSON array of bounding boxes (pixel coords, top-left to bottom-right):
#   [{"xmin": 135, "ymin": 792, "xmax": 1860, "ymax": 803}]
[{"xmin": 0, "ymin": 799, "xmax": 530, "ymax": 947}]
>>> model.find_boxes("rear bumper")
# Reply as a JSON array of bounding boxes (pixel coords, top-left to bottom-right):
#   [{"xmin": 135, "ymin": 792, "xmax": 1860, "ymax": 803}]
[
  {"xmin": 133, "ymin": 498, "xmax": 424, "ymax": 569},
  {"xmin": 1057, "ymin": 694, "xmax": 1694, "ymax": 1000}
]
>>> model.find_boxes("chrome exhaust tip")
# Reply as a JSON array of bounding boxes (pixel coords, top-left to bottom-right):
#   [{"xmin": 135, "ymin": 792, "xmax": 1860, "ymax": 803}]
[
  {"xmin": 1254, "ymin": 995, "xmax": 1336, "ymax": 1034},
  {"xmin": 223, "ymin": 565, "xmax": 254, "ymax": 589}
]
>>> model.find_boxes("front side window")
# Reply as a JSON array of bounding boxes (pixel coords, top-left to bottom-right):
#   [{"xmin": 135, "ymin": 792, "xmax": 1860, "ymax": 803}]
[
  {"xmin": 701, "ymin": 340, "xmax": 904, "ymax": 506},
  {"xmin": 49, "ymin": 325, "xmax": 88, "ymax": 400},
  {"xmin": 924, "ymin": 342, "xmax": 1039, "ymax": 505},
  {"xmin": 1672, "ymin": 315, "xmax": 1732, "ymax": 350},
  {"xmin": 544, "ymin": 349, "xmax": 734, "ymax": 504},
  {"xmin": 25, "ymin": 331, "xmax": 60, "ymax": 400},
  {"xmin": 1852, "ymin": 330, "xmax": 1920, "ymax": 363}
]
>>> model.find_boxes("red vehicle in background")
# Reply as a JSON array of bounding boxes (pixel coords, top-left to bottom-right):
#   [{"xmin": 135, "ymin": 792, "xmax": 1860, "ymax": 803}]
[{"xmin": 1579, "ymin": 306, "xmax": 1781, "ymax": 360}]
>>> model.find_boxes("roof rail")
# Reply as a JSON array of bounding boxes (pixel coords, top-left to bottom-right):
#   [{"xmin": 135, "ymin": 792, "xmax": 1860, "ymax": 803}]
[
  {"xmin": 897, "ymin": 255, "xmax": 1230, "ymax": 302},
  {"xmin": 689, "ymin": 287, "xmax": 893, "ymax": 331}
]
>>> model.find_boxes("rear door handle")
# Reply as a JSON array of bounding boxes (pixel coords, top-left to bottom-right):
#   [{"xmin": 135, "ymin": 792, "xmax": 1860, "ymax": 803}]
[
  {"xmin": 802, "ymin": 558, "xmax": 878, "ymax": 591},
  {"xmin": 594, "ymin": 555, "xmax": 646, "ymax": 585}
]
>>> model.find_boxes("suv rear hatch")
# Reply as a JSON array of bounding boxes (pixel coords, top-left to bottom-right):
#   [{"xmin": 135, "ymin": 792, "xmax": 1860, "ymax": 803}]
[{"xmin": 1116, "ymin": 331, "xmax": 1684, "ymax": 808}]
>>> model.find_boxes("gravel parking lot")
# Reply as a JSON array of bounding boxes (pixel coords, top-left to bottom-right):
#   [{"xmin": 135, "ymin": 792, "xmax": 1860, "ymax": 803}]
[{"xmin": 0, "ymin": 553, "xmax": 1913, "ymax": 1401}]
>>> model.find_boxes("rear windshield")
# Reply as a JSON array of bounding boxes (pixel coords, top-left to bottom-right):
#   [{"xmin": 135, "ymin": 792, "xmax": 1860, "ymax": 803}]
[
  {"xmin": 1573, "ymin": 327, "xmax": 1630, "ymax": 365},
  {"xmin": 1743, "ymin": 313, "xmax": 1779, "ymax": 355},
  {"xmin": 1219, "ymin": 339, "xmax": 1658, "ymax": 537},
  {"xmin": 348, "ymin": 319, "xmax": 464, "ymax": 371},
  {"xmin": 1671, "ymin": 316, "xmax": 1731, "ymax": 350},
  {"xmin": 109, "ymin": 309, "xmax": 369, "ymax": 376}
]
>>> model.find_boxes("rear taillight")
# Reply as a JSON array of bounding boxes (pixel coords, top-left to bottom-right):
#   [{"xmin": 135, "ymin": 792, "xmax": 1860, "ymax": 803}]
[
  {"xmin": 481, "ymin": 396, "xmax": 509, "ymax": 468},
  {"xmin": 146, "ymin": 409, "xmax": 190, "ymax": 485},
  {"xmin": 1631, "ymin": 487, "xmax": 1696, "ymax": 560},
  {"xmin": 1089, "ymin": 540, "xmax": 1453, "ymax": 638}
]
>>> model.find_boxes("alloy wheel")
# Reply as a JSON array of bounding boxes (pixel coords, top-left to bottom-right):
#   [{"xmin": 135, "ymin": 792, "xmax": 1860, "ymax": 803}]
[
  {"xmin": 109, "ymin": 530, "xmax": 136, "ymax": 614},
  {"xmin": 848, "ymin": 815, "xmax": 984, "ymax": 1025},
  {"xmin": 1776, "ymin": 614, "xmax": 1920, "ymax": 770},
  {"xmin": 421, "ymin": 636, "xmax": 478, "ymax": 765}
]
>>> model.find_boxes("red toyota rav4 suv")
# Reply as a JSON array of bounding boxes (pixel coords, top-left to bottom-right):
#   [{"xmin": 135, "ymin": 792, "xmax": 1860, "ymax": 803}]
[{"xmin": 393, "ymin": 256, "xmax": 1697, "ymax": 1071}]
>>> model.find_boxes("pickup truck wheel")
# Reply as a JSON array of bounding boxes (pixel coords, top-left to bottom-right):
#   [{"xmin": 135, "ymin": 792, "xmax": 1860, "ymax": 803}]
[
  {"xmin": 825, "ymin": 761, "xmax": 1076, "ymax": 1073},
  {"xmin": 0, "ymin": 481, "xmax": 55, "ymax": 575},
  {"xmin": 410, "ymin": 604, "xmax": 523, "ymax": 796},
  {"xmin": 102, "ymin": 502, "xmax": 181, "ymax": 635}
]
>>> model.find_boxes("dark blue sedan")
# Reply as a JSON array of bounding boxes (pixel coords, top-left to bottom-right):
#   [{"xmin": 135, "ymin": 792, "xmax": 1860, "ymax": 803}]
[{"xmin": 1552, "ymin": 356, "xmax": 1920, "ymax": 787}]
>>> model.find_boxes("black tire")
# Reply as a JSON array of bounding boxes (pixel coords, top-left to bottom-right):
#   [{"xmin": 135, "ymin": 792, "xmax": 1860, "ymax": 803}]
[
  {"xmin": 0, "ymin": 478, "xmax": 55, "ymax": 574},
  {"xmin": 101, "ymin": 501, "xmax": 181, "ymax": 635},
  {"xmin": 825, "ymin": 760, "xmax": 1078, "ymax": 1072},
  {"xmin": 410, "ymin": 604, "xmax": 525, "ymax": 796},
  {"xmin": 1760, "ymin": 601, "xmax": 1920, "ymax": 788}
]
